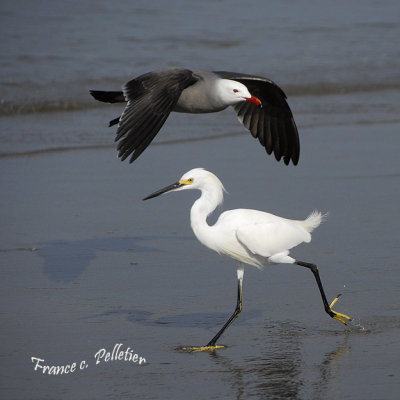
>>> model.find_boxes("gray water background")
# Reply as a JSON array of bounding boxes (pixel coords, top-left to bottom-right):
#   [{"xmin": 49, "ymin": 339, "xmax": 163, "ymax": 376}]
[
  {"xmin": 1, "ymin": 1, "xmax": 400, "ymax": 399},
  {"xmin": 1, "ymin": 0, "xmax": 399, "ymax": 154}
]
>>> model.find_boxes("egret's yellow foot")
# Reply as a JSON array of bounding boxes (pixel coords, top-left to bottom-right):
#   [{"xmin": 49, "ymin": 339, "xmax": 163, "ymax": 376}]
[
  {"xmin": 181, "ymin": 345, "xmax": 225, "ymax": 353},
  {"xmin": 329, "ymin": 294, "xmax": 351, "ymax": 324}
]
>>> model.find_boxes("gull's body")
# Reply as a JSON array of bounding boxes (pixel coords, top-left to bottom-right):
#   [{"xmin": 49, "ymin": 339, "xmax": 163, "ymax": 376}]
[
  {"xmin": 144, "ymin": 168, "xmax": 350, "ymax": 350},
  {"xmin": 90, "ymin": 68, "xmax": 299, "ymax": 165}
]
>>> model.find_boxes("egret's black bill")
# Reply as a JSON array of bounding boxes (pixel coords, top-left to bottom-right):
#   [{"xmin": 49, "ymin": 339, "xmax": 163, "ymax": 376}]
[{"xmin": 143, "ymin": 182, "xmax": 183, "ymax": 201}]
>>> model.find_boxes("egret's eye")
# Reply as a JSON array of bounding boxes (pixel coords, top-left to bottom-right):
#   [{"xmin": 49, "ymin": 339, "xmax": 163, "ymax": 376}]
[
  {"xmin": 233, "ymin": 89, "xmax": 239, "ymax": 93},
  {"xmin": 187, "ymin": 178, "xmax": 194, "ymax": 183}
]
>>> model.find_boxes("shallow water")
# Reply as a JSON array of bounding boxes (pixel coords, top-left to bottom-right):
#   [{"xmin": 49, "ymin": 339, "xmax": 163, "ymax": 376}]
[
  {"xmin": 1, "ymin": 1, "xmax": 400, "ymax": 399},
  {"xmin": 1, "ymin": 121, "xmax": 400, "ymax": 399},
  {"xmin": 1, "ymin": 0, "xmax": 400, "ymax": 150}
]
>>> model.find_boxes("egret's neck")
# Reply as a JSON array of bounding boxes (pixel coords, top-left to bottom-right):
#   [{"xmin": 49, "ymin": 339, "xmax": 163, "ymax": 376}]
[{"xmin": 190, "ymin": 186, "xmax": 223, "ymax": 245}]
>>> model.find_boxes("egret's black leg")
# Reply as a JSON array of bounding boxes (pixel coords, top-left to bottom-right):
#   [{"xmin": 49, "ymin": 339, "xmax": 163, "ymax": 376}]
[
  {"xmin": 295, "ymin": 261, "xmax": 351, "ymax": 324},
  {"xmin": 181, "ymin": 267, "xmax": 244, "ymax": 352},
  {"xmin": 206, "ymin": 267, "xmax": 244, "ymax": 347}
]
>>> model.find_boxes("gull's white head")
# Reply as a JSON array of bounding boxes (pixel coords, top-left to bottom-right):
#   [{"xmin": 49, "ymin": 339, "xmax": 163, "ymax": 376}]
[{"xmin": 217, "ymin": 79, "xmax": 262, "ymax": 107}]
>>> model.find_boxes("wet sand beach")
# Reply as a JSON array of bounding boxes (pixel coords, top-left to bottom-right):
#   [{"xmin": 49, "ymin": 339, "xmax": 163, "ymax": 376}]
[
  {"xmin": 1, "ymin": 111, "xmax": 400, "ymax": 398},
  {"xmin": 1, "ymin": 0, "xmax": 400, "ymax": 398}
]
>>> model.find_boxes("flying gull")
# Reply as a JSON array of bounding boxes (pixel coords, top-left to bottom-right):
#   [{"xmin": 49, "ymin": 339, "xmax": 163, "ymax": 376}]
[{"xmin": 90, "ymin": 68, "xmax": 299, "ymax": 165}]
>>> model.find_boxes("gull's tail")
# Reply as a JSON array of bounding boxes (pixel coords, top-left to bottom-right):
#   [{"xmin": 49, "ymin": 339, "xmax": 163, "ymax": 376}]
[{"xmin": 89, "ymin": 90, "xmax": 125, "ymax": 103}]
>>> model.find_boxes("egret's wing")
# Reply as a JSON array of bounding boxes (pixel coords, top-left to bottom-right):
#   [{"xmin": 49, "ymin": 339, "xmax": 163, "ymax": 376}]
[
  {"xmin": 214, "ymin": 71, "xmax": 299, "ymax": 165},
  {"xmin": 236, "ymin": 220, "xmax": 310, "ymax": 258},
  {"xmin": 116, "ymin": 69, "xmax": 198, "ymax": 163}
]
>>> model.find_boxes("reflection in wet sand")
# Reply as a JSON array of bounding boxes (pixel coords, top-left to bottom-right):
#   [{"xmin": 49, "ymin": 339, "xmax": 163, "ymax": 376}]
[{"xmin": 200, "ymin": 322, "xmax": 353, "ymax": 400}]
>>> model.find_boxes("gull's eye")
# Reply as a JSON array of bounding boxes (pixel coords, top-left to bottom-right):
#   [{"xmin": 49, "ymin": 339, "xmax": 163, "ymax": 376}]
[{"xmin": 233, "ymin": 89, "xmax": 239, "ymax": 93}]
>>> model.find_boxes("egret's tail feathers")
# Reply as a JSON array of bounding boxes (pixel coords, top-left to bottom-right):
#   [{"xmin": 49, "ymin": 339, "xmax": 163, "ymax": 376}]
[
  {"xmin": 302, "ymin": 211, "xmax": 328, "ymax": 233},
  {"xmin": 89, "ymin": 90, "xmax": 126, "ymax": 103}
]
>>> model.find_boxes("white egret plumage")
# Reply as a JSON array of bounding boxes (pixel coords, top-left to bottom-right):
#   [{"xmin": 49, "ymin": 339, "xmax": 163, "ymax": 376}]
[
  {"xmin": 143, "ymin": 168, "xmax": 350, "ymax": 351},
  {"xmin": 90, "ymin": 68, "xmax": 299, "ymax": 165}
]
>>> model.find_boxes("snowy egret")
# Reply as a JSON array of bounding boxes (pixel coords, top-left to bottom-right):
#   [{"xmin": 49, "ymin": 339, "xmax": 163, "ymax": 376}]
[
  {"xmin": 143, "ymin": 168, "xmax": 351, "ymax": 351},
  {"xmin": 90, "ymin": 68, "xmax": 299, "ymax": 165}
]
